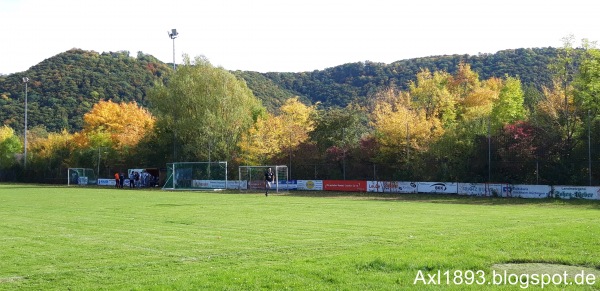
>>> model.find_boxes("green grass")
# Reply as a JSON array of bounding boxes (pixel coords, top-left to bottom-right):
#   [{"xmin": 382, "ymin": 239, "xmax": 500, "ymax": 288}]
[{"xmin": 1, "ymin": 184, "xmax": 600, "ymax": 290}]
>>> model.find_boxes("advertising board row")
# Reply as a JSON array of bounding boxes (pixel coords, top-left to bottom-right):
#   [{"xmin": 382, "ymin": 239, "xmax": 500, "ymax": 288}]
[{"xmin": 96, "ymin": 178, "xmax": 600, "ymax": 200}]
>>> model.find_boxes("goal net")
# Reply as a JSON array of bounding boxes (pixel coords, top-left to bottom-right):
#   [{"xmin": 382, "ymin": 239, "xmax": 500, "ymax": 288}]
[
  {"xmin": 238, "ymin": 165, "xmax": 288, "ymax": 193},
  {"xmin": 67, "ymin": 168, "xmax": 97, "ymax": 186},
  {"xmin": 162, "ymin": 162, "xmax": 228, "ymax": 190}
]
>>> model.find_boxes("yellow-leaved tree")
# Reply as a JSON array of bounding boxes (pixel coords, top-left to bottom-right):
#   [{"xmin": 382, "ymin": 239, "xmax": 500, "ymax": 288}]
[
  {"xmin": 370, "ymin": 91, "xmax": 443, "ymax": 162},
  {"xmin": 238, "ymin": 97, "xmax": 315, "ymax": 165},
  {"xmin": 73, "ymin": 100, "xmax": 155, "ymax": 150}
]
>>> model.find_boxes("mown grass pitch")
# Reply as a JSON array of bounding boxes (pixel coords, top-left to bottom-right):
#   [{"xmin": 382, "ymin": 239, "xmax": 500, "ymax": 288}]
[{"xmin": 1, "ymin": 184, "xmax": 599, "ymax": 290}]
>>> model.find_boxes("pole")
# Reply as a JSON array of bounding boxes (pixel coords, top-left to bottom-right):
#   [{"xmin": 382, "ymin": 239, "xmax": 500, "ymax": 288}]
[
  {"xmin": 172, "ymin": 37, "xmax": 176, "ymax": 71},
  {"xmin": 406, "ymin": 122, "xmax": 409, "ymax": 162},
  {"xmin": 168, "ymin": 28, "xmax": 178, "ymax": 71},
  {"xmin": 488, "ymin": 118, "xmax": 491, "ymax": 182},
  {"xmin": 289, "ymin": 130, "xmax": 292, "ymax": 181},
  {"xmin": 342, "ymin": 128, "xmax": 346, "ymax": 180},
  {"xmin": 168, "ymin": 29, "xmax": 178, "ymax": 160},
  {"xmin": 97, "ymin": 147, "xmax": 101, "ymax": 177},
  {"xmin": 23, "ymin": 77, "xmax": 29, "ymax": 170},
  {"xmin": 588, "ymin": 110, "xmax": 592, "ymax": 186}
]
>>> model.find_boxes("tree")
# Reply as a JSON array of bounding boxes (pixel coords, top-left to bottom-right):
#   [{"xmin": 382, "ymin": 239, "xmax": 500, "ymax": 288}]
[
  {"xmin": 148, "ymin": 55, "xmax": 265, "ymax": 162},
  {"xmin": 0, "ymin": 125, "xmax": 22, "ymax": 169},
  {"xmin": 495, "ymin": 121, "xmax": 538, "ymax": 183},
  {"xmin": 490, "ymin": 76, "xmax": 527, "ymax": 131},
  {"xmin": 27, "ymin": 130, "xmax": 74, "ymax": 182},
  {"xmin": 309, "ymin": 103, "xmax": 369, "ymax": 178},
  {"xmin": 448, "ymin": 62, "xmax": 481, "ymax": 100},
  {"xmin": 574, "ymin": 46, "xmax": 600, "ymax": 115},
  {"xmin": 276, "ymin": 97, "xmax": 315, "ymax": 151},
  {"xmin": 77, "ymin": 100, "xmax": 155, "ymax": 149},
  {"xmin": 370, "ymin": 88, "xmax": 443, "ymax": 163},
  {"xmin": 238, "ymin": 97, "xmax": 315, "ymax": 166},
  {"xmin": 409, "ymin": 69, "xmax": 456, "ymax": 127}
]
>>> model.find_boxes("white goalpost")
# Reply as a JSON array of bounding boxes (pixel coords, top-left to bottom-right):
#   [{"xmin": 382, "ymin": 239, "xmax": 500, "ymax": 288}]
[
  {"xmin": 67, "ymin": 168, "xmax": 97, "ymax": 186},
  {"xmin": 162, "ymin": 162, "xmax": 228, "ymax": 190},
  {"xmin": 238, "ymin": 165, "xmax": 289, "ymax": 193}
]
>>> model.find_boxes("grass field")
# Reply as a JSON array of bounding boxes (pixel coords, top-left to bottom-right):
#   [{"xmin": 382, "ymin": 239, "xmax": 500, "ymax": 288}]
[{"xmin": 1, "ymin": 184, "xmax": 600, "ymax": 290}]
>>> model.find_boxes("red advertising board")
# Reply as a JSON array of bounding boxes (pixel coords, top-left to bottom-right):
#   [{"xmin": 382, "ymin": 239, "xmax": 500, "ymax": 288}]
[{"xmin": 323, "ymin": 180, "xmax": 367, "ymax": 192}]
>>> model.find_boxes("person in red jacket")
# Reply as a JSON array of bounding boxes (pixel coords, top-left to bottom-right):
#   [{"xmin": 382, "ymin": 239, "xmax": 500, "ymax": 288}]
[{"xmin": 114, "ymin": 172, "xmax": 120, "ymax": 188}]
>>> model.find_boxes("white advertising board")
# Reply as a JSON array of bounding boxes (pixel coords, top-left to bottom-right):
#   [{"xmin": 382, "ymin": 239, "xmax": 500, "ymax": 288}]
[
  {"xmin": 297, "ymin": 180, "xmax": 323, "ymax": 191},
  {"xmin": 367, "ymin": 181, "xmax": 417, "ymax": 193},
  {"xmin": 506, "ymin": 184, "xmax": 551, "ymax": 199},
  {"xmin": 553, "ymin": 186, "xmax": 600, "ymax": 200},
  {"xmin": 191, "ymin": 180, "xmax": 227, "ymax": 189},
  {"xmin": 417, "ymin": 182, "xmax": 458, "ymax": 194},
  {"xmin": 97, "ymin": 179, "xmax": 117, "ymax": 186},
  {"xmin": 458, "ymin": 183, "xmax": 507, "ymax": 197},
  {"xmin": 78, "ymin": 176, "xmax": 88, "ymax": 185},
  {"xmin": 227, "ymin": 180, "xmax": 246, "ymax": 190}
]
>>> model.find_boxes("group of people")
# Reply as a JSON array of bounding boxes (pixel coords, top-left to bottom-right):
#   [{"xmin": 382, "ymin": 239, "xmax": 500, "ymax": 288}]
[{"xmin": 114, "ymin": 170, "xmax": 158, "ymax": 189}]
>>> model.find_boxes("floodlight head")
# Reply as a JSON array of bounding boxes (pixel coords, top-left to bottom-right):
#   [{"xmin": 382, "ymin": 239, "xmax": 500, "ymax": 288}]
[{"xmin": 168, "ymin": 28, "xmax": 178, "ymax": 39}]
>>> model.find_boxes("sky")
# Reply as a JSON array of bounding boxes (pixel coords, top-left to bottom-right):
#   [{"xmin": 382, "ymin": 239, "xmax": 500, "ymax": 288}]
[{"xmin": 0, "ymin": 0, "xmax": 598, "ymax": 75}]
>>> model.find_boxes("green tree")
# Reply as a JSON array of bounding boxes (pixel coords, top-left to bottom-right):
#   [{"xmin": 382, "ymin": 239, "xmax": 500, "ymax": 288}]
[
  {"xmin": 309, "ymin": 104, "xmax": 369, "ymax": 179},
  {"xmin": 148, "ymin": 55, "xmax": 265, "ymax": 162},
  {"xmin": 310, "ymin": 104, "xmax": 368, "ymax": 152},
  {"xmin": 490, "ymin": 76, "xmax": 527, "ymax": 131},
  {"xmin": 0, "ymin": 125, "xmax": 22, "ymax": 169},
  {"xmin": 574, "ymin": 46, "xmax": 600, "ymax": 114}
]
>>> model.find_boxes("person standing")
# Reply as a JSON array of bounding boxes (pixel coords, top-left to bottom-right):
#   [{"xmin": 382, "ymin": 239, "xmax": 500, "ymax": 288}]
[
  {"xmin": 119, "ymin": 172, "xmax": 125, "ymax": 188},
  {"xmin": 129, "ymin": 171, "xmax": 135, "ymax": 188},
  {"xmin": 264, "ymin": 167, "xmax": 274, "ymax": 196},
  {"xmin": 114, "ymin": 172, "xmax": 120, "ymax": 188},
  {"xmin": 134, "ymin": 171, "xmax": 140, "ymax": 188}
]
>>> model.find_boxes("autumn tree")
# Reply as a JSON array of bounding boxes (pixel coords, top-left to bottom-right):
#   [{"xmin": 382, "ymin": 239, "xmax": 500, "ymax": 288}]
[
  {"xmin": 73, "ymin": 100, "xmax": 155, "ymax": 150},
  {"xmin": 448, "ymin": 62, "xmax": 481, "ymax": 101},
  {"xmin": 27, "ymin": 130, "xmax": 74, "ymax": 181},
  {"xmin": 237, "ymin": 97, "xmax": 315, "ymax": 166},
  {"xmin": 409, "ymin": 69, "xmax": 456, "ymax": 127},
  {"xmin": 370, "ymin": 87, "xmax": 443, "ymax": 170}
]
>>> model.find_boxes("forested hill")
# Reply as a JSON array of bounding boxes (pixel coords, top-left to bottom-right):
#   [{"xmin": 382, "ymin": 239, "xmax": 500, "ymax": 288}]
[
  {"xmin": 1, "ymin": 47, "xmax": 559, "ymax": 133},
  {"xmin": 238, "ymin": 47, "xmax": 558, "ymax": 108},
  {"xmin": 0, "ymin": 49, "xmax": 172, "ymax": 133}
]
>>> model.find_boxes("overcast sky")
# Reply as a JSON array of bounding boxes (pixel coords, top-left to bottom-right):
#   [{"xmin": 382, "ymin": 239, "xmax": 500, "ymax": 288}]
[{"xmin": 1, "ymin": 0, "xmax": 598, "ymax": 75}]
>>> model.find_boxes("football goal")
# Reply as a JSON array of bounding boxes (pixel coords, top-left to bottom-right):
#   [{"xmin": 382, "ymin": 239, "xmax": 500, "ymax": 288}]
[
  {"xmin": 67, "ymin": 168, "xmax": 97, "ymax": 186},
  {"xmin": 238, "ymin": 165, "xmax": 289, "ymax": 193},
  {"xmin": 162, "ymin": 162, "xmax": 228, "ymax": 190}
]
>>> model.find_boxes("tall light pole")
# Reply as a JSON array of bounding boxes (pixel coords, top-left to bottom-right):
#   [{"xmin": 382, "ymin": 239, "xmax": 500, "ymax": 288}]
[
  {"xmin": 588, "ymin": 110, "xmax": 592, "ymax": 186},
  {"xmin": 168, "ymin": 29, "xmax": 178, "ymax": 161},
  {"xmin": 23, "ymin": 77, "xmax": 29, "ymax": 170},
  {"xmin": 168, "ymin": 29, "xmax": 178, "ymax": 71},
  {"xmin": 488, "ymin": 118, "xmax": 491, "ymax": 182}
]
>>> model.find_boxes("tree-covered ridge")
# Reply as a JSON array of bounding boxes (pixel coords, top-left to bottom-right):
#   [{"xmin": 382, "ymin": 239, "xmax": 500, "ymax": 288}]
[
  {"xmin": 258, "ymin": 47, "xmax": 559, "ymax": 107},
  {"xmin": 231, "ymin": 70, "xmax": 303, "ymax": 112},
  {"xmin": 0, "ymin": 47, "xmax": 562, "ymax": 134},
  {"xmin": 0, "ymin": 49, "xmax": 172, "ymax": 133},
  {"xmin": 2, "ymin": 41, "xmax": 599, "ymax": 186}
]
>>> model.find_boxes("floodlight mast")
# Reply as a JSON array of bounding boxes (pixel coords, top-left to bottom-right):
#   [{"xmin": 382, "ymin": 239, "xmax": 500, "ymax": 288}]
[
  {"xmin": 167, "ymin": 29, "xmax": 179, "ymax": 161},
  {"xmin": 23, "ymin": 77, "xmax": 29, "ymax": 170},
  {"xmin": 168, "ymin": 29, "xmax": 178, "ymax": 71}
]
